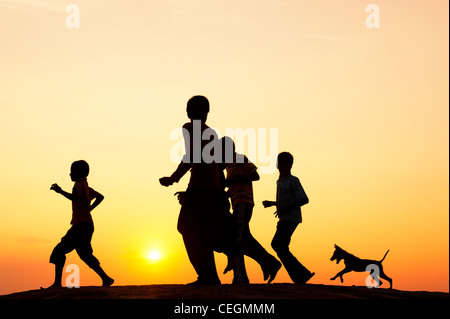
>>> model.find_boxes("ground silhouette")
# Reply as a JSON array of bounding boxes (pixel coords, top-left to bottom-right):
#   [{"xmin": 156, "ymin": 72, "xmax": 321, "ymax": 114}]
[{"xmin": 1, "ymin": 284, "xmax": 447, "ymax": 299}]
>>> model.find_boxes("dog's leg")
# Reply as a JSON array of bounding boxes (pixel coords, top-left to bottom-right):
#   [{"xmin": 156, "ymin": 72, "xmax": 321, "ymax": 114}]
[
  {"xmin": 331, "ymin": 268, "xmax": 351, "ymax": 283},
  {"xmin": 378, "ymin": 267, "xmax": 393, "ymax": 289},
  {"xmin": 372, "ymin": 275, "xmax": 382, "ymax": 288},
  {"xmin": 330, "ymin": 270, "xmax": 344, "ymax": 281}
]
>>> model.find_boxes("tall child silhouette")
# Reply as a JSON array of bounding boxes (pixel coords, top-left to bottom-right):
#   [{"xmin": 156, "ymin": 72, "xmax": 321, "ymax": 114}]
[
  {"xmin": 263, "ymin": 152, "xmax": 314, "ymax": 284},
  {"xmin": 45, "ymin": 160, "xmax": 113, "ymax": 288},
  {"xmin": 160, "ymin": 96, "xmax": 231, "ymax": 285}
]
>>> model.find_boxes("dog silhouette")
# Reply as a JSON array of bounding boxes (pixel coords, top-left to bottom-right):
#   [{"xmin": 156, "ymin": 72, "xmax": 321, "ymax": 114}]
[{"xmin": 330, "ymin": 244, "xmax": 392, "ymax": 288}]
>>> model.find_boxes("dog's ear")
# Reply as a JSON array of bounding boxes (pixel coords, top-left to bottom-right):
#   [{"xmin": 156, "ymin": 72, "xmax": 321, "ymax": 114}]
[{"xmin": 335, "ymin": 244, "xmax": 341, "ymax": 250}]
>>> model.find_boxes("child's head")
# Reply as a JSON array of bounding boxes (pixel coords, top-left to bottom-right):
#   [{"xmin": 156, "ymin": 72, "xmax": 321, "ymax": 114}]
[
  {"xmin": 277, "ymin": 152, "xmax": 293, "ymax": 174},
  {"xmin": 187, "ymin": 95, "xmax": 209, "ymax": 122},
  {"xmin": 70, "ymin": 160, "xmax": 90, "ymax": 181},
  {"xmin": 220, "ymin": 136, "xmax": 236, "ymax": 164}
]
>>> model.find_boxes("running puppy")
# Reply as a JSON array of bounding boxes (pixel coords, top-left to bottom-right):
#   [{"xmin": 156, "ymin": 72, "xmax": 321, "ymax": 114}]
[{"xmin": 330, "ymin": 244, "xmax": 392, "ymax": 288}]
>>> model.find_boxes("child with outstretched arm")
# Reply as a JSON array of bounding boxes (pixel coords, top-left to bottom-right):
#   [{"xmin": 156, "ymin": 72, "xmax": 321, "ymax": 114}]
[{"xmin": 44, "ymin": 160, "xmax": 113, "ymax": 289}]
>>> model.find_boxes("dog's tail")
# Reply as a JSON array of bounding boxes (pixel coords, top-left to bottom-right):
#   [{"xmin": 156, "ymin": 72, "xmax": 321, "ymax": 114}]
[{"xmin": 380, "ymin": 250, "xmax": 390, "ymax": 263}]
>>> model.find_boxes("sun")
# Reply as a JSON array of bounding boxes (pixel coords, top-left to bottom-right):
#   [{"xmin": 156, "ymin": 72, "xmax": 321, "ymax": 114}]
[{"xmin": 146, "ymin": 250, "xmax": 161, "ymax": 262}]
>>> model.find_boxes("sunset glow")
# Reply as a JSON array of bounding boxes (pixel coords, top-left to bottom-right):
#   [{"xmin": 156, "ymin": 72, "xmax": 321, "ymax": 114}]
[
  {"xmin": 146, "ymin": 251, "xmax": 161, "ymax": 263},
  {"xmin": 0, "ymin": 0, "xmax": 448, "ymax": 295}
]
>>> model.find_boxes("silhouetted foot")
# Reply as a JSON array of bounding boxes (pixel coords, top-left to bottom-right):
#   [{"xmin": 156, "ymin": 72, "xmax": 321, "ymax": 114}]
[
  {"xmin": 223, "ymin": 254, "xmax": 239, "ymax": 274},
  {"xmin": 102, "ymin": 276, "xmax": 114, "ymax": 287},
  {"xmin": 186, "ymin": 279, "xmax": 221, "ymax": 286},
  {"xmin": 223, "ymin": 264, "xmax": 233, "ymax": 274},
  {"xmin": 295, "ymin": 272, "xmax": 315, "ymax": 284},
  {"xmin": 268, "ymin": 258, "xmax": 282, "ymax": 284},
  {"xmin": 305, "ymin": 271, "xmax": 315, "ymax": 283}
]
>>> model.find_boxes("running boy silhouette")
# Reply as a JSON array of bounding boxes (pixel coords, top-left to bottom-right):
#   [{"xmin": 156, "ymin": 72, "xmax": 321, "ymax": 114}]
[
  {"xmin": 262, "ymin": 152, "xmax": 314, "ymax": 284},
  {"xmin": 221, "ymin": 137, "xmax": 281, "ymax": 284},
  {"xmin": 44, "ymin": 160, "xmax": 113, "ymax": 288},
  {"xmin": 159, "ymin": 96, "xmax": 227, "ymax": 285}
]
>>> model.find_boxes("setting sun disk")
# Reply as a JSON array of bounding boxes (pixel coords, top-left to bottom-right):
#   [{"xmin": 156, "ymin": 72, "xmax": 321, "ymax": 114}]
[{"xmin": 146, "ymin": 250, "xmax": 161, "ymax": 262}]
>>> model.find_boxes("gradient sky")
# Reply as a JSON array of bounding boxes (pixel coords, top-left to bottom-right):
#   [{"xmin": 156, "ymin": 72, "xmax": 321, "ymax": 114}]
[{"xmin": 0, "ymin": 0, "xmax": 448, "ymax": 295}]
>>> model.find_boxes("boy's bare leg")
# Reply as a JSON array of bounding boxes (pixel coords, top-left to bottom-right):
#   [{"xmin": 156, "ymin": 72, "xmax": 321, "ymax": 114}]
[
  {"xmin": 52, "ymin": 263, "xmax": 64, "ymax": 287},
  {"xmin": 91, "ymin": 264, "xmax": 114, "ymax": 287},
  {"xmin": 41, "ymin": 263, "xmax": 64, "ymax": 289}
]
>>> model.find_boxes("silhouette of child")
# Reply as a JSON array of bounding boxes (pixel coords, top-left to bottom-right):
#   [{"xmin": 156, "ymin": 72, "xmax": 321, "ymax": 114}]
[
  {"xmin": 44, "ymin": 160, "xmax": 113, "ymax": 288},
  {"xmin": 159, "ymin": 96, "xmax": 230, "ymax": 285},
  {"xmin": 221, "ymin": 137, "xmax": 281, "ymax": 284},
  {"xmin": 262, "ymin": 152, "xmax": 314, "ymax": 284}
]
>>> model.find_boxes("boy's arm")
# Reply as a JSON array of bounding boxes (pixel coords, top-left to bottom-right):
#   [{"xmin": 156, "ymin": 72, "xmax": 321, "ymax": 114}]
[
  {"xmin": 293, "ymin": 178, "xmax": 309, "ymax": 207},
  {"xmin": 277, "ymin": 178, "xmax": 309, "ymax": 214},
  {"xmin": 50, "ymin": 183, "xmax": 73, "ymax": 201},
  {"xmin": 227, "ymin": 170, "xmax": 260, "ymax": 185},
  {"xmin": 262, "ymin": 200, "xmax": 277, "ymax": 208},
  {"xmin": 171, "ymin": 162, "xmax": 191, "ymax": 183},
  {"xmin": 90, "ymin": 191, "xmax": 104, "ymax": 211},
  {"xmin": 250, "ymin": 170, "xmax": 260, "ymax": 182},
  {"xmin": 226, "ymin": 161, "xmax": 259, "ymax": 186},
  {"xmin": 160, "ymin": 124, "xmax": 192, "ymax": 187},
  {"xmin": 160, "ymin": 162, "xmax": 191, "ymax": 186}
]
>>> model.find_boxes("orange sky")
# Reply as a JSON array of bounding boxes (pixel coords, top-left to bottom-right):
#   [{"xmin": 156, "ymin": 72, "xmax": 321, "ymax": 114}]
[{"xmin": 0, "ymin": 0, "xmax": 448, "ymax": 295}]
